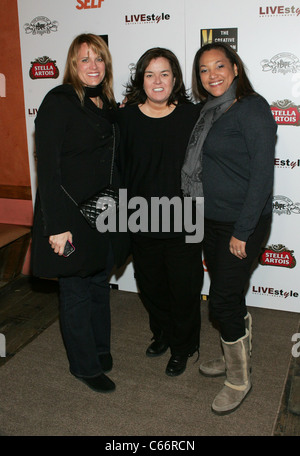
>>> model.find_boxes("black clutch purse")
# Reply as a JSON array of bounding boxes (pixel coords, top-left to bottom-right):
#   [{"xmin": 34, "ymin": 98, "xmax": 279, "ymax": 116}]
[
  {"xmin": 78, "ymin": 186, "xmax": 119, "ymax": 228},
  {"xmin": 61, "ymin": 125, "xmax": 119, "ymax": 229}
]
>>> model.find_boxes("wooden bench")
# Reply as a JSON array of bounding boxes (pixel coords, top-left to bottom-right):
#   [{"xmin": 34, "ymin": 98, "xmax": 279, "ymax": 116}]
[{"xmin": 0, "ymin": 223, "xmax": 31, "ymax": 284}]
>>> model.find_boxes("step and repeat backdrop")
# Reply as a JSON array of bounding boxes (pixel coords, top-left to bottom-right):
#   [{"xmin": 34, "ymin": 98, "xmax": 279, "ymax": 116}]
[{"xmin": 17, "ymin": 0, "xmax": 300, "ymax": 312}]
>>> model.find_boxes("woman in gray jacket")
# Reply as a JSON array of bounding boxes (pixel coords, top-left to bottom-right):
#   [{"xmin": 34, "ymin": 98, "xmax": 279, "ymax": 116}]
[{"xmin": 182, "ymin": 43, "xmax": 277, "ymax": 415}]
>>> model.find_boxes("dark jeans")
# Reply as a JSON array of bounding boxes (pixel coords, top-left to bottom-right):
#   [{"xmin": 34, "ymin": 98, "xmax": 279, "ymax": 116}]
[
  {"xmin": 59, "ymin": 247, "xmax": 114, "ymax": 378},
  {"xmin": 131, "ymin": 234, "xmax": 203, "ymax": 356},
  {"xmin": 204, "ymin": 215, "xmax": 271, "ymax": 342}
]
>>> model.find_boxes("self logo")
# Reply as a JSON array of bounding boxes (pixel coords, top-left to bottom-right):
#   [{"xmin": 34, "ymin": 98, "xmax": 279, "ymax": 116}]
[{"xmin": 76, "ymin": 0, "xmax": 104, "ymax": 9}]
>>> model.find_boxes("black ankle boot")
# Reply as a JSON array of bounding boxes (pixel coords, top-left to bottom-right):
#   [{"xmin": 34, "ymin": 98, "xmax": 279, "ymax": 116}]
[
  {"xmin": 75, "ymin": 373, "xmax": 116, "ymax": 393},
  {"xmin": 165, "ymin": 354, "xmax": 188, "ymax": 377},
  {"xmin": 99, "ymin": 353, "xmax": 113, "ymax": 373},
  {"xmin": 146, "ymin": 339, "xmax": 169, "ymax": 357}
]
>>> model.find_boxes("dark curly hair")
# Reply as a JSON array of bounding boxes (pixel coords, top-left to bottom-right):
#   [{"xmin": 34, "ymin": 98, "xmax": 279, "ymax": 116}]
[{"xmin": 124, "ymin": 47, "xmax": 191, "ymax": 106}]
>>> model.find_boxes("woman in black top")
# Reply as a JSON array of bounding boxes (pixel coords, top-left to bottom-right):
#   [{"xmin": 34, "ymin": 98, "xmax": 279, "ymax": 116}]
[
  {"xmin": 118, "ymin": 48, "xmax": 203, "ymax": 377},
  {"xmin": 31, "ymin": 34, "xmax": 128, "ymax": 393},
  {"xmin": 182, "ymin": 43, "xmax": 277, "ymax": 414}
]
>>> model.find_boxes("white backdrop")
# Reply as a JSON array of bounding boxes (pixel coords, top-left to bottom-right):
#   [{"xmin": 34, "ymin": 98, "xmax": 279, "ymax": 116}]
[{"xmin": 17, "ymin": 0, "xmax": 300, "ymax": 312}]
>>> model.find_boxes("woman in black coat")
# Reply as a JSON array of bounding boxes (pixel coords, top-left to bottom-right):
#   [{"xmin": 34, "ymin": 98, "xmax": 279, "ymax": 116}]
[{"xmin": 31, "ymin": 34, "xmax": 127, "ymax": 393}]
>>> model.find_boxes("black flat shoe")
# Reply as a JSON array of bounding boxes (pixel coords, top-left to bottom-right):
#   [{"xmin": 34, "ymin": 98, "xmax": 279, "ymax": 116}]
[
  {"xmin": 146, "ymin": 339, "xmax": 169, "ymax": 357},
  {"xmin": 99, "ymin": 353, "xmax": 113, "ymax": 373},
  {"xmin": 165, "ymin": 355, "xmax": 188, "ymax": 377},
  {"xmin": 75, "ymin": 373, "xmax": 116, "ymax": 393}
]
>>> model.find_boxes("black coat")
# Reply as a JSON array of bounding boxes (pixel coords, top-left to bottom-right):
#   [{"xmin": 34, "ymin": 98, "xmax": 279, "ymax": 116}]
[{"xmin": 31, "ymin": 84, "xmax": 130, "ymax": 278}]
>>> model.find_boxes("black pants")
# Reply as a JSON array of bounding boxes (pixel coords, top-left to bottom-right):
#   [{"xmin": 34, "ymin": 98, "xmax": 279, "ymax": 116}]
[
  {"xmin": 203, "ymin": 215, "xmax": 271, "ymax": 342},
  {"xmin": 131, "ymin": 234, "xmax": 203, "ymax": 356},
  {"xmin": 58, "ymin": 247, "xmax": 114, "ymax": 378}
]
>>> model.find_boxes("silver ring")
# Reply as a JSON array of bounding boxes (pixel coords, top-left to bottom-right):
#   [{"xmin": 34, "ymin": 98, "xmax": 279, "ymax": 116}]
[{"xmin": 237, "ymin": 250, "xmax": 241, "ymax": 253}]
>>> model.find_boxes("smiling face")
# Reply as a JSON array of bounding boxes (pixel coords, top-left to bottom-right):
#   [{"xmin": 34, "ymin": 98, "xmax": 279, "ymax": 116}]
[
  {"xmin": 143, "ymin": 57, "xmax": 175, "ymax": 105},
  {"xmin": 76, "ymin": 42, "xmax": 106, "ymax": 87},
  {"xmin": 199, "ymin": 48, "xmax": 238, "ymax": 97}
]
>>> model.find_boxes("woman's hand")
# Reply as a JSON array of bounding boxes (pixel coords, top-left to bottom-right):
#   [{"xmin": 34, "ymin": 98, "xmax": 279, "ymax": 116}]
[
  {"xmin": 229, "ymin": 236, "xmax": 247, "ymax": 259},
  {"xmin": 49, "ymin": 231, "xmax": 72, "ymax": 256}
]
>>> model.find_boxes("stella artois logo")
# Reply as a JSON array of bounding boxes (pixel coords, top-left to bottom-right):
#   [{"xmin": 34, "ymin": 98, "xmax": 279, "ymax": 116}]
[
  {"xmin": 259, "ymin": 244, "xmax": 296, "ymax": 268},
  {"xmin": 271, "ymin": 99, "xmax": 300, "ymax": 126},
  {"xmin": 29, "ymin": 57, "xmax": 59, "ymax": 80}
]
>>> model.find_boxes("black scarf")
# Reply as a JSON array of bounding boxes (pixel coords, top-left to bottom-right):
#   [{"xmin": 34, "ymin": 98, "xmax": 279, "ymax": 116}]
[
  {"xmin": 181, "ymin": 78, "xmax": 238, "ymax": 198},
  {"xmin": 84, "ymin": 84, "xmax": 103, "ymax": 98}
]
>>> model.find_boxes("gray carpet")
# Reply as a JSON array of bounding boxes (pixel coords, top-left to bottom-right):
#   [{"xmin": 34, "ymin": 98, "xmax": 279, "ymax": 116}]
[{"xmin": 0, "ymin": 289, "xmax": 298, "ymax": 436}]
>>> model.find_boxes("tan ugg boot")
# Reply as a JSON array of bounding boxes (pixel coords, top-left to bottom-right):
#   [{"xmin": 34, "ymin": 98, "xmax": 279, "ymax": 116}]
[
  {"xmin": 199, "ymin": 312, "xmax": 252, "ymax": 377},
  {"xmin": 211, "ymin": 329, "xmax": 252, "ymax": 415}
]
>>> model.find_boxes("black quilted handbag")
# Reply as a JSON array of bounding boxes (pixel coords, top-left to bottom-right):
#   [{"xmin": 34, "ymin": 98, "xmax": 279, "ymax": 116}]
[
  {"xmin": 61, "ymin": 125, "xmax": 119, "ymax": 229},
  {"xmin": 78, "ymin": 186, "xmax": 119, "ymax": 228}
]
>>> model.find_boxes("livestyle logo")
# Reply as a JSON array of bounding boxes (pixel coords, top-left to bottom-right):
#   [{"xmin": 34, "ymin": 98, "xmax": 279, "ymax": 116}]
[
  {"xmin": 259, "ymin": 5, "xmax": 300, "ymax": 17},
  {"xmin": 252, "ymin": 286, "xmax": 299, "ymax": 299},
  {"xmin": 28, "ymin": 108, "xmax": 38, "ymax": 117},
  {"xmin": 274, "ymin": 159, "xmax": 300, "ymax": 169},
  {"xmin": 76, "ymin": 0, "xmax": 104, "ymax": 9},
  {"xmin": 125, "ymin": 13, "xmax": 170, "ymax": 25},
  {"xmin": 0, "ymin": 73, "xmax": 6, "ymax": 97}
]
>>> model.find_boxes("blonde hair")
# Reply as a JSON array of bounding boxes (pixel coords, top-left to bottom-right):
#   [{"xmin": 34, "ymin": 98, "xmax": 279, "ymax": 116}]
[{"xmin": 63, "ymin": 33, "xmax": 116, "ymax": 106}]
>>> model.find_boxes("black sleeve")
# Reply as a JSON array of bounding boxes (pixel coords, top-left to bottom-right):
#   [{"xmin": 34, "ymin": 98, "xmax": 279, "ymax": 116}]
[
  {"xmin": 115, "ymin": 107, "xmax": 130, "ymax": 188},
  {"xmin": 233, "ymin": 97, "xmax": 277, "ymax": 241},
  {"xmin": 35, "ymin": 92, "xmax": 73, "ymax": 236}
]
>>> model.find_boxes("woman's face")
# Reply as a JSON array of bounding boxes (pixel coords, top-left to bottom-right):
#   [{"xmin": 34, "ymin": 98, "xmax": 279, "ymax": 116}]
[
  {"xmin": 143, "ymin": 57, "xmax": 175, "ymax": 105},
  {"xmin": 199, "ymin": 48, "xmax": 238, "ymax": 97},
  {"xmin": 76, "ymin": 42, "xmax": 106, "ymax": 87}
]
